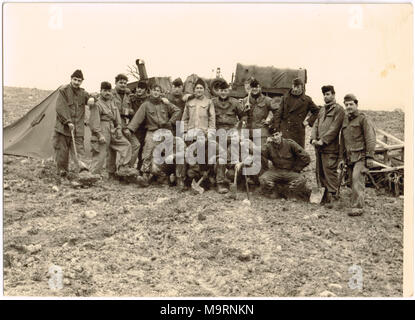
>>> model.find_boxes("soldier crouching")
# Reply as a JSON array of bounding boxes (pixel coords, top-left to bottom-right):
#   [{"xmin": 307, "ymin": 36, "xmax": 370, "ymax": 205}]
[{"xmin": 259, "ymin": 131, "xmax": 311, "ymax": 200}]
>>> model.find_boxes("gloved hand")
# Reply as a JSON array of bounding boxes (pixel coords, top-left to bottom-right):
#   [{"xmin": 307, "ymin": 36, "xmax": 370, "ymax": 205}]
[
  {"xmin": 161, "ymin": 97, "xmax": 170, "ymax": 104},
  {"xmin": 98, "ymin": 135, "xmax": 106, "ymax": 144},
  {"xmin": 123, "ymin": 128, "xmax": 132, "ymax": 139},
  {"xmin": 183, "ymin": 94, "xmax": 194, "ymax": 102},
  {"xmin": 115, "ymin": 128, "xmax": 122, "ymax": 140},
  {"xmin": 68, "ymin": 123, "xmax": 74, "ymax": 132},
  {"xmin": 366, "ymin": 158, "xmax": 375, "ymax": 168},
  {"xmin": 87, "ymin": 97, "xmax": 95, "ymax": 106}
]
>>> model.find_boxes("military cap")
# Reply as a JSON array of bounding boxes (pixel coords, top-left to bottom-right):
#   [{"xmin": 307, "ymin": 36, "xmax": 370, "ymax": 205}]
[
  {"xmin": 194, "ymin": 78, "xmax": 206, "ymax": 89},
  {"xmin": 137, "ymin": 80, "xmax": 148, "ymax": 89},
  {"xmin": 172, "ymin": 78, "xmax": 184, "ymax": 87},
  {"xmin": 218, "ymin": 80, "xmax": 229, "ymax": 90},
  {"xmin": 115, "ymin": 73, "xmax": 128, "ymax": 83},
  {"xmin": 292, "ymin": 78, "xmax": 304, "ymax": 86},
  {"xmin": 71, "ymin": 69, "xmax": 84, "ymax": 80},
  {"xmin": 321, "ymin": 85, "xmax": 335, "ymax": 94},
  {"xmin": 344, "ymin": 93, "xmax": 358, "ymax": 104},
  {"xmin": 250, "ymin": 78, "xmax": 260, "ymax": 88},
  {"xmin": 100, "ymin": 81, "xmax": 112, "ymax": 90}
]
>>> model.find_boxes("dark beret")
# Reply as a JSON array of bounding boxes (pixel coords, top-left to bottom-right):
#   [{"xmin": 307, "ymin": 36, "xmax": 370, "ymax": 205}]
[
  {"xmin": 218, "ymin": 80, "xmax": 229, "ymax": 90},
  {"xmin": 250, "ymin": 78, "xmax": 260, "ymax": 88},
  {"xmin": 194, "ymin": 78, "xmax": 206, "ymax": 89},
  {"xmin": 100, "ymin": 81, "xmax": 112, "ymax": 90},
  {"xmin": 292, "ymin": 78, "xmax": 303, "ymax": 86}
]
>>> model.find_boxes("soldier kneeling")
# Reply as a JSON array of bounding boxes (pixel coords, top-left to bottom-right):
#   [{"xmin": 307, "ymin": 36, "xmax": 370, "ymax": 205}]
[{"xmin": 259, "ymin": 131, "xmax": 311, "ymax": 200}]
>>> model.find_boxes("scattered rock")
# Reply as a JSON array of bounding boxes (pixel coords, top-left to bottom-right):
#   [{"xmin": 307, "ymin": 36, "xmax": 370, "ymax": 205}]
[
  {"xmin": 117, "ymin": 206, "xmax": 130, "ymax": 215},
  {"xmin": 310, "ymin": 213, "xmax": 319, "ymax": 219},
  {"xmin": 238, "ymin": 250, "xmax": 252, "ymax": 262},
  {"xmin": 63, "ymin": 279, "xmax": 71, "ymax": 286},
  {"xmin": 319, "ymin": 290, "xmax": 336, "ymax": 297},
  {"xmin": 242, "ymin": 199, "xmax": 251, "ymax": 206},
  {"xmin": 21, "ymin": 159, "xmax": 30, "ymax": 164},
  {"xmin": 276, "ymin": 245, "xmax": 282, "ymax": 252},
  {"xmin": 52, "ymin": 185, "xmax": 59, "ymax": 192},
  {"xmin": 328, "ymin": 283, "xmax": 343, "ymax": 290},
  {"xmin": 25, "ymin": 244, "xmax": 42, "ymax": 254},
  {"xmin": 303, "ymin": 215, "xmax": 310, "ymax": 220},
  {"xmin": 197, "ymin": 213, "xmax": 206, "ymax": 221},
  {"xmin": 83, "ymin": 210, "xmax": 97, "ymax": 219}
]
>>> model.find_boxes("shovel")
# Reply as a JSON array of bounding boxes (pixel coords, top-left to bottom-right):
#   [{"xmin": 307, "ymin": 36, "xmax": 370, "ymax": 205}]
[
  {"xmin": 70, "ymin": 128, "xmax": 81, "ymax": 173},
  {"xmin": 310, "ymin": 150, "xmax": 325, "ymax": 204},
  {"xmin": 191, "ymin": 172, "xmax": 208, "ymax": 195},
  {"xmin": 230, "ymin": 163, "xmax": 243, "ymax": 197}
]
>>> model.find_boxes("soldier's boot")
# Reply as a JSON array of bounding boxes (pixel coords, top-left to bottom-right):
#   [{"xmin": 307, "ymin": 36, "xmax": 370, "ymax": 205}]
[
  {"xmin": 325, "ymin": 192, "xmax": 335, "ymax": 209},
  {"xmin": 177, "ymin": 177, "xmax": 188, "ymax": 191},
  {"xmin": 217, "ymin": 184, "xmax": 229, "ymax": 194},
  {"xmin": 107, "ymin": 172, "xmax": 118, "ymax": 181},
  {"xmin": 136, "ymin": 174, "xmax": 149, "ymax": 188},
  {"xmin": 169, "ymin": 174, "xmax": 176, "ymax": 185}
]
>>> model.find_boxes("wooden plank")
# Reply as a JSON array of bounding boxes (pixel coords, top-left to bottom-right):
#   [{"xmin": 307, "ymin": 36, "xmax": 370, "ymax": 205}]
[
  {"xmin": 370, "ymin": 166, "xmax": 404, "ymax": 173},
  {"xmin": 376, "ymin": 128, "xmax": 404, "ymax": 144}
]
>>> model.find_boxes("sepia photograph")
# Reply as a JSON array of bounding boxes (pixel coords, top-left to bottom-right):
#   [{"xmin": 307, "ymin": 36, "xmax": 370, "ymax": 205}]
[{"xmin": 2, "ymin": 1, "xmax": 413, "ymax": 299}]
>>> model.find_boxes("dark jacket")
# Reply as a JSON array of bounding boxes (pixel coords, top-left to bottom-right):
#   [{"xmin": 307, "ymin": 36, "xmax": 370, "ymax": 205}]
[
  {"xmin": 55, "ymin": 84, "xmax": 90, "ymax": 137},
  {"xmin": 130, "ymin": 92, "xmax": 149, "ymax": 114},
  {"xmin": 212, "ymin": 96, "xmax": 247, "ymax": 130},
  {"xmin": 262, "ymin": 138, "xmax": 310, "ymax": 172},
  {"xmin": 166, "ymin": 93, "xmax": 186, "ymax": 119},
  {"xmin": 310, "ymin": 101, "xmax": 345, "ymax": 154},
  {"xmin": 340, "ymin": 111, "xmax": 376, "ymax": 163},
  {"xmin": 273, "ymin": 91, "xmax": 320, "ymax": 148},
  {"xmin": 127, "ymin": 97, "xmax": 181, "ymax": 132},
  {"xmin": 112, "ymin": 89, "xmax": 131, "ymax": 128},
  {"xmin": 243, "ymin": 93, "xmax": 276, "ymax": 137}
]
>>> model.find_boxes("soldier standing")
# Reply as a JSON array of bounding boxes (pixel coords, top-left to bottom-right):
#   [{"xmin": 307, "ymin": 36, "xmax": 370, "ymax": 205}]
[
  {"xmin": 129, "ymin": 80, "xmax": 149, "ymax": 171},
  {"xmin": 125, "ymin": 84, "xmax": 181, "ymax": 185},
  {"xmin": 89, "ymin": 81, "xmax": 132, "ymax": 179},
  {"xmin": 53, "ymin": 69, "xmax": 93, "ymax": 176},
  {"xmin": 112, "ymin": 74, "xmax": 140, "ymax": 169},
  {"xmin": 243, "ymin": 78, "xmax": 277, "ymax": 148},
  {"xmin": 310, "ymin": 85, "xmax": 345, "ymax": 207},
  {"xmin": 212, "ymin": 80, "xmax": 246, "ymax": 194},
  {"xmin": 339, "ymin": 94, "xmax": 376, "ymax": 216},
  {"xmin": 273, "ymin": 78, "xmax": 320, "ymax": 148}
]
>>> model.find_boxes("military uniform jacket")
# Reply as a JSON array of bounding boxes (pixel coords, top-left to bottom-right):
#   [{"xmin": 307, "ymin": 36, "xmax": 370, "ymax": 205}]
[
  {"xmin": 182, "ymin": 95, "xmax": 216, "ymax": 133},
  {"xmin": 273, "ymin": 91, "xmax": 319, "ymax": 147},
  {"xmin": 112, "ymin": 89, "xmax": 132, "ymax": 128},
  {"xmin": 89, "ymin": 96, "xmax": 122, "ymax": 141},
  {"xmin": 340, "ymin": 112, "xmax": 376, "ymax": 163},
  {"xmin": 166, "ymin": 93, "xmax": 186, "ymax": 119},
  {"xmin": 310, "ymin": 101, "xmax": 345, "ymax": 154},
  {"xmin": 261, "ymin": 138, "xmax": 311, "ymax": 172},
  {"xmin": 55, "ymin": 84, "xmax": 90, "ymax": 137},
  {"xmin": 243, "ymin": 93, "xmax": 276, "ymax": 137},
  {"xmin": 127, "ymin": 97, "xmax": 181, "ymax": 132},
  {"xmin": 212, "ymin": 96, "xmax": 247, "ymax": 130}
]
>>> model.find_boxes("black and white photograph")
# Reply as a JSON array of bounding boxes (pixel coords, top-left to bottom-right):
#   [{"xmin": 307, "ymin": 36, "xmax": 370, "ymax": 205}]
[{"xmin": 1, "ymin": 1, "xmax": 413, "ymax": 299}]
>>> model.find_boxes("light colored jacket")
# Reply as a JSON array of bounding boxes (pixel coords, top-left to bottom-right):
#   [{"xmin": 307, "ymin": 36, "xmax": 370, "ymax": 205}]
[{"xmin": 182, "ymin": 95, "xmax": 216, "ymax": 134}]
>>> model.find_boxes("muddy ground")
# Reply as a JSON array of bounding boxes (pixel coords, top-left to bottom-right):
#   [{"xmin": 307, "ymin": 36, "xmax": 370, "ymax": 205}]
[{"xmin": 3, "ymin": 87, "xmax": 404, "ymax": 297}]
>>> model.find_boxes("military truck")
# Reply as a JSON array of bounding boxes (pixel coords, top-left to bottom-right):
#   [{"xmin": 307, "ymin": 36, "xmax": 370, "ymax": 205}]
[{"xmin": 127, "ymin": 59, "xmax": 307, "ymax": 103}]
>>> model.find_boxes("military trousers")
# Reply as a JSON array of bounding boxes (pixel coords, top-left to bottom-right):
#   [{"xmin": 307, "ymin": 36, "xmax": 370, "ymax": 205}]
[
  {"xmin": 347, "ymin": 159, "xmax": 366, "ymax": 208},
  {"xmin": 90, "ymin": 121, "xmax": 132, "ymax": 175},
  {"xmin": 53, "ymin": 131, "xmax": 88, "ymax": 174},
  {"xmin": 315, "ymin": 151, "xmax": 339, "ymax": 194}
]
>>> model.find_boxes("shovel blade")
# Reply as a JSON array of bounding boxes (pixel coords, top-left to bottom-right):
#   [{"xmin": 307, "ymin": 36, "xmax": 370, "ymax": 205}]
[
  {"xmin": 310, "ymin": 186, "xmax": 325, "ymax": 204},
  {"xmin": 191, "ymin": 179, "xmax": 204, "ymax": 194}
]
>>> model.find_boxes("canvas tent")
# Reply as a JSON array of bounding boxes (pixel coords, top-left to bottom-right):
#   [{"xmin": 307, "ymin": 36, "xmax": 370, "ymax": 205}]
[
  {"xmin": 4, "ymin": 86, "xmax": 92, "ymax": 159},
  {"xmin": 230, "ymin": 63, "xmax": 307, "ymax": 98}
]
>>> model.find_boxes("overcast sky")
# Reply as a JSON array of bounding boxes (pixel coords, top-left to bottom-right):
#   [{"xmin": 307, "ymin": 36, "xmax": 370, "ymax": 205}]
[{"xmin": 3, "ymin": 2, "xmax": 413, "ymax": 110}]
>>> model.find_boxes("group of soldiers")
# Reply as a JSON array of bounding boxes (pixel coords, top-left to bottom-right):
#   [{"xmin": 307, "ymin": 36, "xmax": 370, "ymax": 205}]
[{"xmin": 54, "ymin": 69, "xmax": 376, "ymax": 215}]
